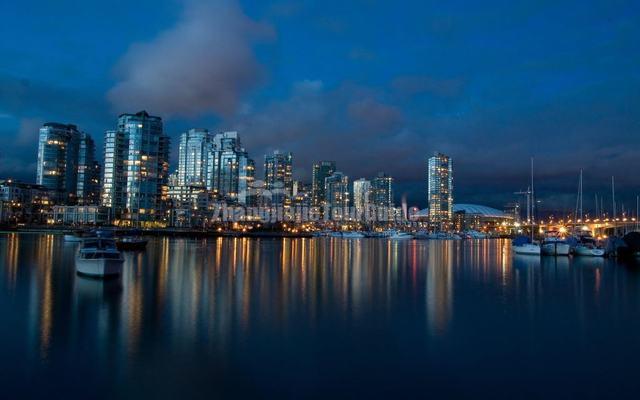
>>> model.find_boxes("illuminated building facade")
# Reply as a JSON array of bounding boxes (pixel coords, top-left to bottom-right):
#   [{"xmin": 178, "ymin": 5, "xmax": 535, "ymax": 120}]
[
  {"xmin": 325, "ymin": 171, "xmax": 349, "ymax": 219},
  {"xmin": 264, "ymin": 150, "xmax": 293, "ymax": 206},
  {"xmin": 207, "ymin": 131, "xmax": 254, "ymax": 205},
  {"xmin": 370, "ymin": 172, "xmax": 394, "ymax": 208},
  {"xmin": 312, "ymin": 161, "xmax": 336, "ymax": 207},
  {"xmin": 101, "ymin": 111, "xmax": 170, "ymax": 224},
  {"xmin": 36, "ymin": 122, "xmax": 80, "ymax": 204},
  {"xmin": 352, "ymin": 178, "xmax": 371, "ymax": 217},
  {"xmin": 427, "ymin": 152, "xmax": 453, "ymax": 225},
  {"xmin": 76, "ymin": 132, "xmax": 101, "ymax": 205},
  {"xmin": 177, "ymin": 128, "xmax": 213, "ymax": 187}
]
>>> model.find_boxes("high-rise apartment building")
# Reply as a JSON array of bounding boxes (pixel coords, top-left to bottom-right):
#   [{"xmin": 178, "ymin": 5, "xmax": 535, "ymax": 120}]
[
  {"xmin": 371, "ymin": 172, "xmax": 394, "ymax": 208},
  {"xmin": 76, "ymin": 132, "xmax": 100, "ymax": 205},
  {"xmin": 207, "ymin": 131, "xmax": 254, "ymax": 205},
  {"xmin": 264, "ymin": 150, "xmax": 293, "ymax": 206},
  {"xmin": 352, "ymin": 178, "xmax": 371, "ymax": 217},
  {"xmin": 177, "ymin": 128, "xmax": 213, "ymax": 187},
  {"xmin": 427, "ymin": 152, "xmax": 453, "ymax": 225},
  {"xmin": 325, "ymin": 171, "xmax": 349, "ymax": 219},
  {"xmin": 36, "ymin": 122, "xmax": 80, "ymax": 203},
  {"xmin": 312, "ymin": 161, "xmax": 336, "ymax": 207},
  {"xmin": 101, "ymin": 111, "xmax": 170, "ymax": 224}
]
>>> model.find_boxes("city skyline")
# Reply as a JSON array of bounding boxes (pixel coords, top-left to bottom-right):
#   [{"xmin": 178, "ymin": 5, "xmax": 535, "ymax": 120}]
[{"xmin": 0, "ymin": 0, "xmax": 639, "ymax": 212}]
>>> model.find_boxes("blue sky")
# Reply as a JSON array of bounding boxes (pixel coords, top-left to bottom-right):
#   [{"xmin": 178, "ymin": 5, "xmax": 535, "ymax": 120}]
[{"xmin": 0, "ymin": 0, "xmax": 639, "ymax": 212}]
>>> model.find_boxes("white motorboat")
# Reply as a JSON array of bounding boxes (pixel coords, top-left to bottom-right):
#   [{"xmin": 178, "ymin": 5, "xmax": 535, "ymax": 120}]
[
  {"xmin": 387, "ymin": 230, "xmax": 413, "ymax": 240},
  {"xmin": 76, "ymin": 237, "xmax": 124, "ymax": 278},
  {"xmin": 513, "ymin": 242, "xmax": 541, "ymax": 255},
  {"xmin": 512, "ymin": 236, "xmax": 541, "ymax": 255},
  {"xmin": 541, "ymin": 237, "xmax": 571, "ymax": 256},
  {"xmin": 463, "ymin": 230, "xmax": 487, "ymax": 239},
  {"xmin": 574, "ymin": 243, "xmax": 605, "ymax": 257}
]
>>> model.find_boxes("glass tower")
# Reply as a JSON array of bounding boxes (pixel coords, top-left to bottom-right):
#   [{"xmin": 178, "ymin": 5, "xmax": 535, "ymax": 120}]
[
  {"xmin": 312, "ymin": 161, "xmax": 336, "ymax": 207},
  {"xmin": 207, "ymin": 131, "xmax": 254, "ymax": 205},
  {"xmin": 427, "ymin": 152, "xmax": 453, "ymax": 225},
  {"xmin": 371, "ymin": 172, "xmax": 394, "ymax": 208},
  {"xmin": 352, "ymin": 178, "xmax": 371, "ymax": 218},
  {"xmin": 325, "ymin": 171, "xmax": 349, "ymax": 219},
  {"xmin": 76, "ymin": 132, "xmax": 100, "ymax": 205},
  {"xmin": 36, "ymin": 122, "xmax": 81, "ymax": 204},
  {"xmin": 177, "ymin": 128, "xmax": 213, "ymax": 187},
  {"xmin": 264, "ymin": 150, "xmax": 293, "ymax": 206},
  {"xmin": 101, "ymin": 111, "xmax": 170, "ymax": 224}
]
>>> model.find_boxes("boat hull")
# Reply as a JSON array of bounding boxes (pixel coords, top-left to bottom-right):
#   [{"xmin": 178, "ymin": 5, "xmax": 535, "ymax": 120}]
[
  {"xmin": 574, "ymin": 246, "xmax": 605, "ymax": 257},
  {"xmin": 76, "ymin": 258, "xmax": 124, "ymax": 277},
  {"xmin": 512, "ymin": 244, "xmax": 541, "ymax": 255},
  {"xmin": 542, "ymin": 243, "xmax": 571, "ymax": 256}
]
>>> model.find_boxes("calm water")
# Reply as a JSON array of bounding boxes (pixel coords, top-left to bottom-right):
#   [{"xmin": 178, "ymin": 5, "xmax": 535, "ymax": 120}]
[{"xmin": 1, "ymin": 233, "xmax": 640, "ymax": 398}]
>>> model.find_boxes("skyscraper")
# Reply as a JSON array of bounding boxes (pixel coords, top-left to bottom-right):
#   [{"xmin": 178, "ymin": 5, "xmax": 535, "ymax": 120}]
[
  {"xmin": 370, "ymin": 172, "xmax": 394, "ymax": 208},
  {"xmin": 36, "ymin": 122, "xmax": 80, "ymax": 203},
  {"xmin": 427, "ymin": 152, "xmax": 453, "ymax": 225},
  {"xmin": 352, "ymin": 178, "xmax": 371, "ymax": 218},
  {"xmin": 207, "ymin": 131, "xmax": 254, "ymax": 205},
  {"xmin": 101, "ymin": 111, "xmax": 170, "ymax": 224},
  {"xmin": 76, "ymin": 132, "xmax": 100, "ymax": 205},
  {"xmin": 177, "ymin": 128, "xmax": 213, "ymax": 187},
  {"xmin": 264, "ymin": 150, "xmax": 293, "ymax": 206},
  {"xmin": 312, "ymin": 161, "xmax": 336, "ymax": 207},
  {"xmin": 325, "ymin": 171, "xmax": 349, "ymax": 219}
]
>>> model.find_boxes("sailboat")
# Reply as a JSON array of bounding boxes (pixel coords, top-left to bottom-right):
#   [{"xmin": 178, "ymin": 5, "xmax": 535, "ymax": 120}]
[
  {"xmin": 571, "ymin": 170, "xmax": 605, "ymax": 257},
  {"xmin": 512, "ymin": 158, "xmax": 541, "ymax": 255}
]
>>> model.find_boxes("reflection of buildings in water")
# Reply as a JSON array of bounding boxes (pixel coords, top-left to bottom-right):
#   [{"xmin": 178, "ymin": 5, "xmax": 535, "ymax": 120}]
[
  {"xmin": 35, "ymin": 234, "xmax": 55, "ymax": 361},
  {"xmin": 425, "ymin": 241, "xmax": 453, "ymax": 335},
  {"xmin": 3, "ymin": 233, "xmax": 20, "ymax": 290}
]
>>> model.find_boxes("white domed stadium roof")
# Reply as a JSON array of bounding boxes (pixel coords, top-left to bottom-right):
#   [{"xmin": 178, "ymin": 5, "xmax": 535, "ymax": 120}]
[
  {"xmin": 453, "ymin": 204, "xmax": 508, "ymax": 218},
  {"xmin": 413, "ymin": 204, "xmax": 510, "ymax": 219}
]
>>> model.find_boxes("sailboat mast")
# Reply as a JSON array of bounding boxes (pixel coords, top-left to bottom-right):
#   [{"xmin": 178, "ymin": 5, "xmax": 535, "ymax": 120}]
[
  {"xmin": 530, "ymin": 157, "xmax": 534, "ymax": 241},
  {"xmin": 579, "ymin": 169, "xmax": 583, "ymax": 221},
  {"xmin": 612, "ymin": 176, "xmax": 616, "ymax": 220}
]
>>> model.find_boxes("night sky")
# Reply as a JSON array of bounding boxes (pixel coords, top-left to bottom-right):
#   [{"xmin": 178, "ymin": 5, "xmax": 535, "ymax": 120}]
[{"xmin": 0, "ymin": 0, "xmax": 638, "ymax": 212}]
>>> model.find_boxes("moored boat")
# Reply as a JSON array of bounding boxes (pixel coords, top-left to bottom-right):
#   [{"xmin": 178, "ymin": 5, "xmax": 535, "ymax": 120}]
[
  {"xmin": 512, "ymin": 236, "xmax": 541, "ymax": 255},
  {"xmin": 76, "ymin": 237, "xmax": 124, "ymax": 278},
  {"xmin": 541, "ymin": 231, "xmax": 571, "ymax": 256},
  {"xmin": 386, "ymin": 230, "xmax": 413, "ymax": 240},
  {"xmin": 574, "ymin": 243, "xmax": 605, "ymax": 257}
]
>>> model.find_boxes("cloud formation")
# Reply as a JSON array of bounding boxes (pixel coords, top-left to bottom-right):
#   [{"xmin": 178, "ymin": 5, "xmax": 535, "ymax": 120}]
[{"xmin": 108, "ymin": 0, "xmax": 273, "ymax": 118}]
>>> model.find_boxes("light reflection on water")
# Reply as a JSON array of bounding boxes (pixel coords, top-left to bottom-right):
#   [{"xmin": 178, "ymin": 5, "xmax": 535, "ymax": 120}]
[{"xmin": 1, "ymin": 233, "xmax": 640, "ymax": 398}]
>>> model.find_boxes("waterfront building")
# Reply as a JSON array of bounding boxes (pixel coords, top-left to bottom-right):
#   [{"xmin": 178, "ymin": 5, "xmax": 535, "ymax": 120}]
[
  {"xmin": 325, "ymin": 171, "xmax": 349, "ymax": 220},
  {"xmin": 352, "ymin": 178, "xmax": 371, "ymax": 218},
  {"xmin": 36, "ymin": 122, "xmax": 81, "ymax": 204},
  {"xmin": 427, "ymin": 152, "xmax": 453, "ymax": 226},
  {"xmin": 312, "ymin": 161, "xmax": 336, "ymax": 207},
  {"xmin": 207, "ymin": 131, "xmax": 255, "ymax": 205},
  {"xmin": 101, "ymin": 111, "xmax": 170, "ymax": 225},
  {"xmin": 51, "ymin": 205, "xmax": 109, "ymax": 225},
  {"xmin": 76, "ymin": 132, "xmax": 101, "ymax": 205},
  {"xmin": 370, "ymin": 172, "xmax": 394, "ymax": 208},
  {"xmin": 0, "ymin": 179, "xmax": 51, "ymax": 224},
  {"xmin": 264, "ymin": 150, "xmax": 293, "ymax": 206},
  {"xmin": 452, "ymin": 204, "xmax": 514, "ymax": 232},
  {"xmin": 177, "ymin": 128, "xmax": 214, "ymax": 186}
]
